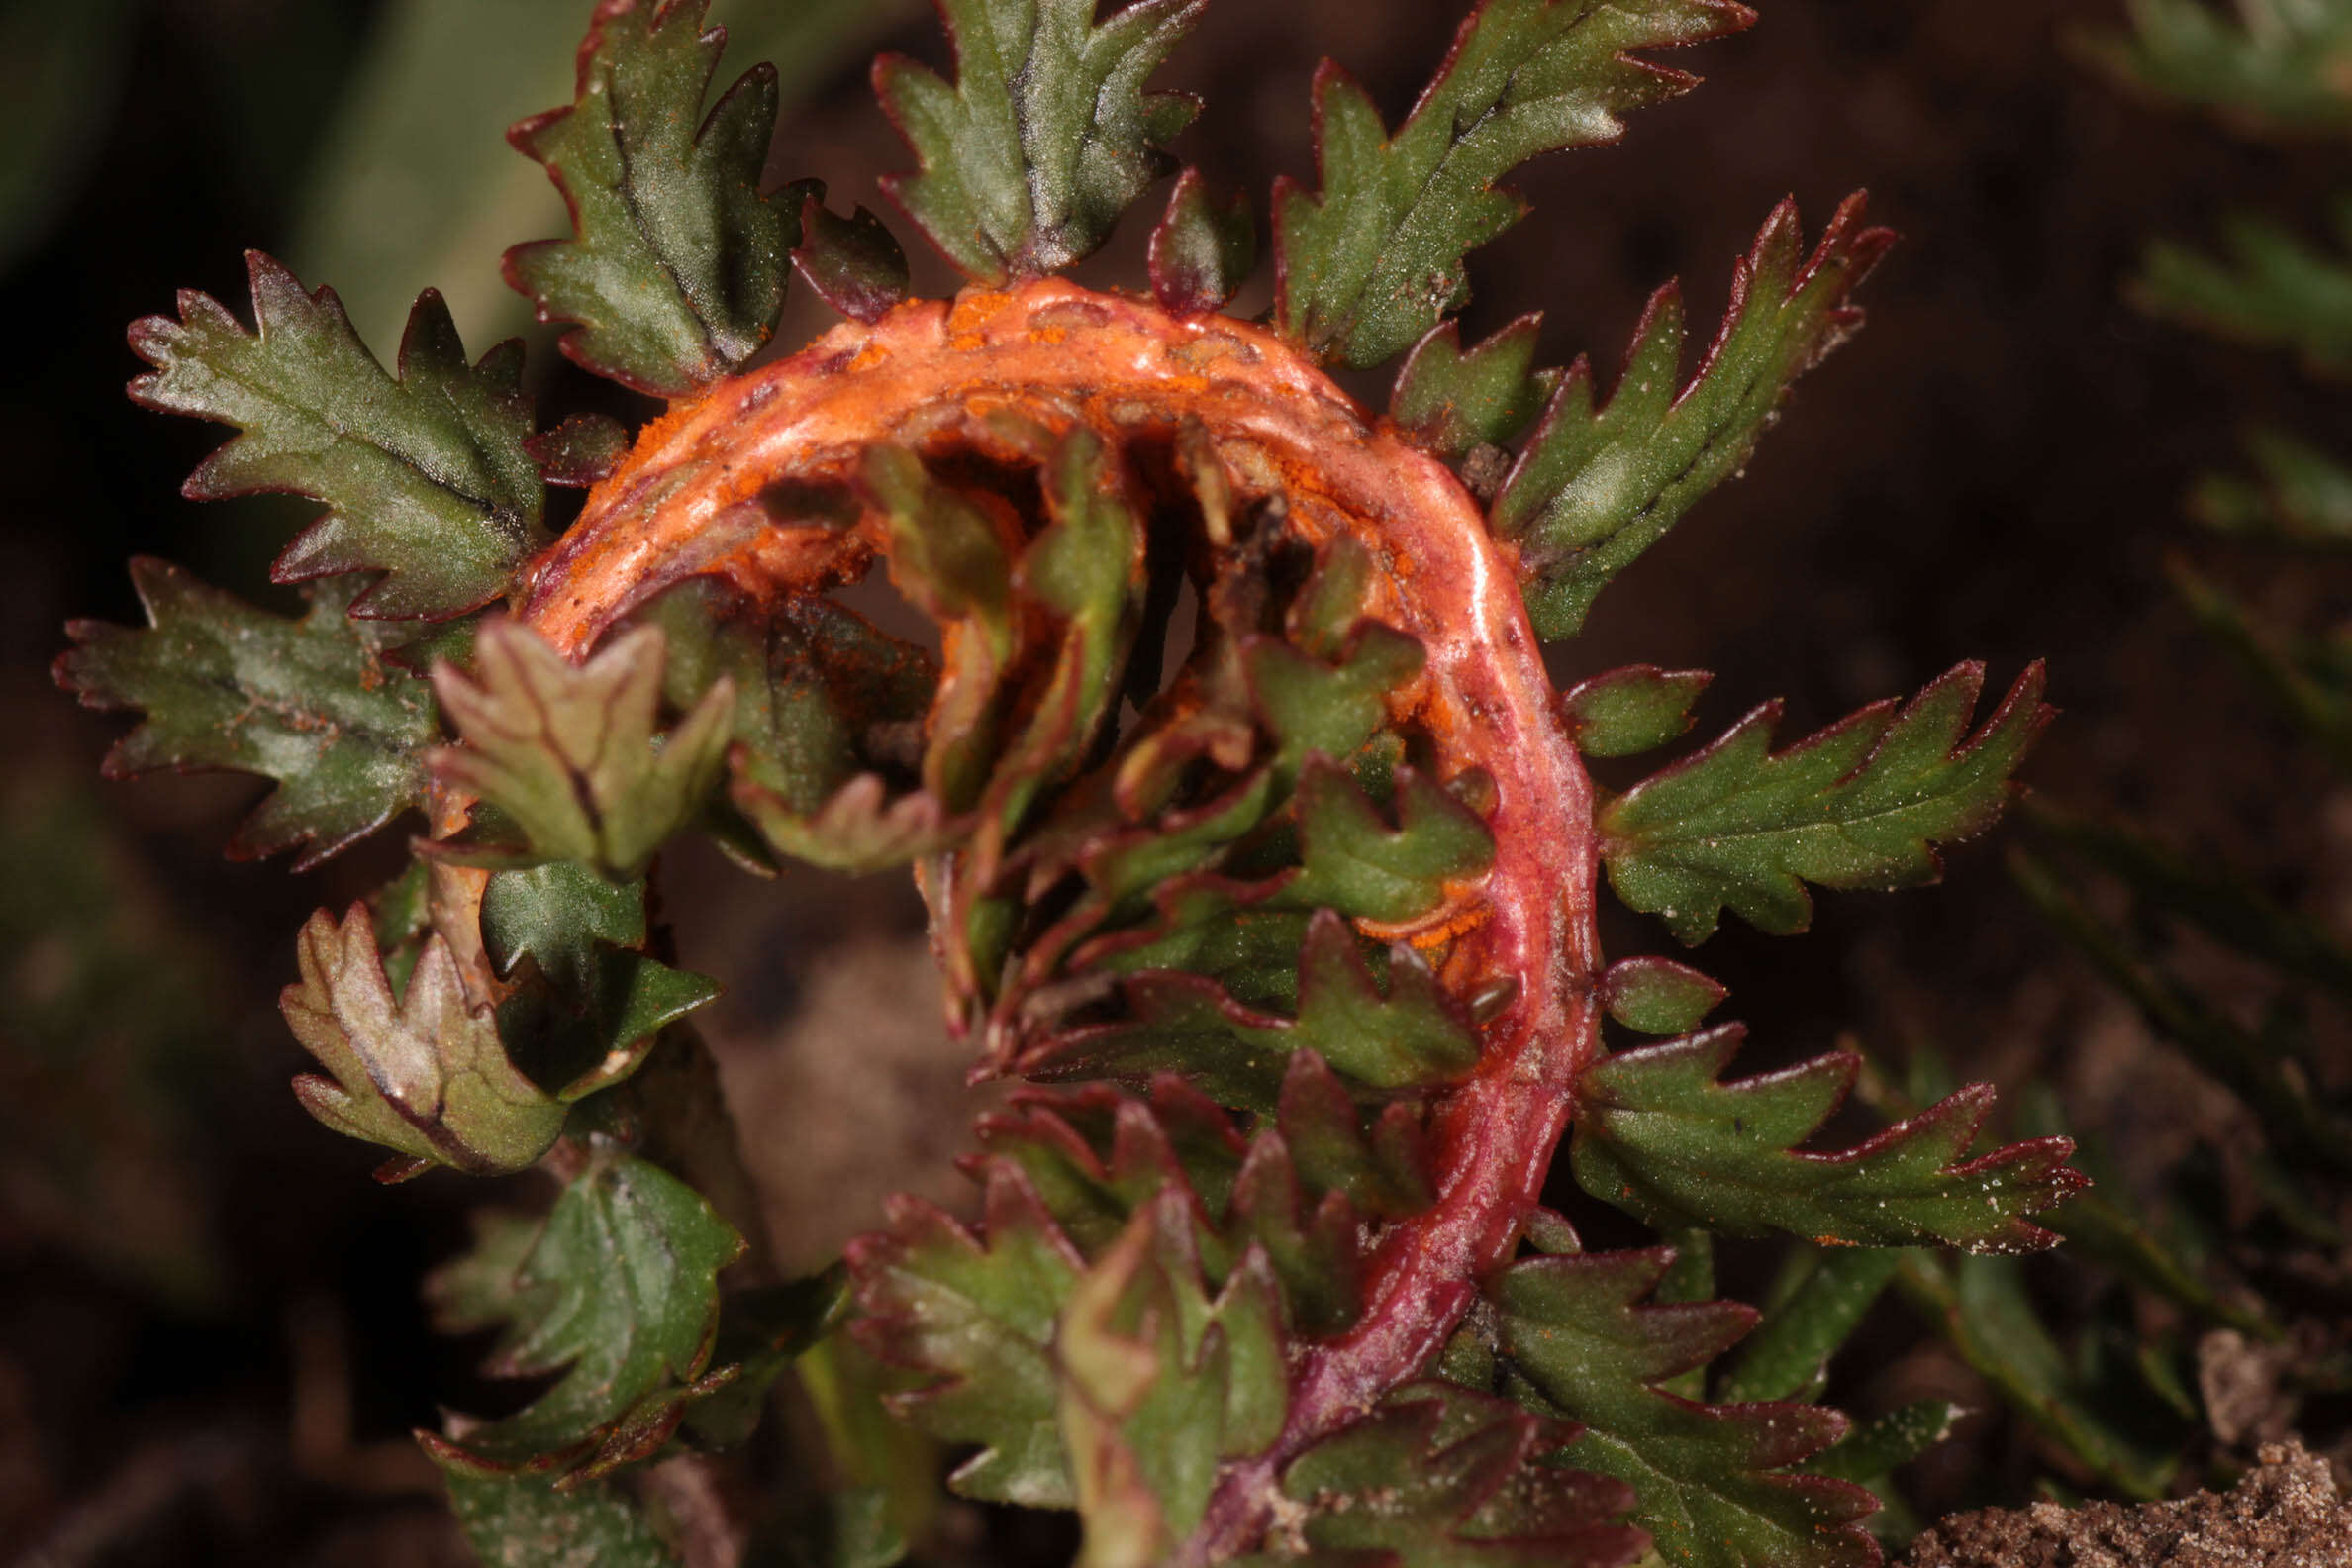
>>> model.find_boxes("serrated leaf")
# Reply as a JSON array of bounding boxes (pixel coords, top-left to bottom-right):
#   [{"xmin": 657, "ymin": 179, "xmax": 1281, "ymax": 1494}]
[
  {"xmin": 1571, "ymin": 1025, "xmax": 2085, "ymax": 1251},
  {"xmin": 2191, "ymin": 425, "xmax": 2352, "ymax": 546},
  {"xmin": 1268, "ymin": 1380, "xmax": 1644, "ymax": 1567},
  {"xmin": 1600, "ymin": 661, "xmax": 2049, "ymax": 943},
  {"xmin": 1493, "ymin": 197, "xmax": 1892, "ymax": 637},
  {"xmin": 441, "ymin": 1468, "xmax": 681, "ymax": 1568},
  {"xmin": 850, "ymin": 1162, "xmax": 1085, "ymax": 1506},
  {"xmin": 281, "ymin": 905, "xmax": 564, "ymax": 1177},
  {"xmin": 431, "ymin": 620, "xmax": 735, "ymax": 882},
  {"xmin": 1560, "ymin": 665, "xmax": 1712, "ymax": 758},
  {"xmin": 1059, "ymin": 1197, "xmax": 1286, "ymax": 1564},
  {"xmin": 1598, "ymin": 956, "xmax": 1723, "ymax": 1035},
  {"xmin": 2082, "ymin": 0, "xmax": 2352, "ymax": 137},
  {"xmin": 56, "ymin": 562, "xmax": 437, "ymax": 869},
  {"xmin": 423, "ymin": 1139, "xmax": 745, "ymax": 1477},
  {"xmin": 876, "ymin": 0, "xmax": 1205, "ymax": 281},
  {"xmin": 1490, "ymin": 1247, "xmax": 1879, "ymax": 1568},
  {"xmin": 477, "ymin": 861, "xmax": 721, "ymax": 1099},
  {"xmin": 506, "ymin": 0, "xmax": 800, "ymax": 396},
  {"xmin": 2133, "ymin": 203, "xmax": 2352, "ymax": 377},
  {"xmin": 1037, "ymin": 910, "xmax": 1480, "ymax": 1109},
  {"xmin": 1285, "ymin": 760, "xmax": 1496, "ymax": 925},
  {"xmin": 1273, "ymin": 0, "xmax": 1752, "ymax": 369},
  {"xmin": 1390, "ymin": 314, "xmax": 1559, "ymax": 463},
  {"xmin": 127, "ymin": 256, "xmax": 544, "ymax": 619},
  {"xmin": 1149, "ymin": 168, "xmax": 1257, "ymax": 317}
]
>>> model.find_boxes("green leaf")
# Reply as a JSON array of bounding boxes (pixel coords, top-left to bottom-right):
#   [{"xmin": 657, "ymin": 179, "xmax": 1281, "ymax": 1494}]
[
  {"xmin": 1600, "ymin": 661, "xmax": 2049, "ymax": 943},
  {"xmin": 1389, "ymin": 314, "xmax": 1559, "ymax": 462},
  {"xmin": 1273, "ymin": 0, "xmax": 1752, "ymax": 369},
  {"xmin": 2191, "ymin": 425, "xmax": 2352, "ymax": 546},
  {"xmin": 1714, "ymin": 1246, "xmax": 1904, "ymax": 1405},
  {"xmin": 481, "ymin": 862, "xmax": 648, "ymax": 996},
  {"xmin": 1598, "ymin": 956, "xmax": 1723, "ymax": 1035},
  {"xmin": 57, "ymin": 562, "xmax": 437, "ymax": 868},
  {"xmin": 2081, "ymin": 0, "xmax": 2352, "ymax": 137},
  {"xmin": 1285, "ymin": 760, "xmax": 1496, "ymax": 925},
  {"xmin": 423, "ymin": 1140, "xmax": 745, "ymax": 1477},
  {"xmin": 1805, "ymin": 1399, "xmax": 1962, "ymax": 1484},
  {"xmin": 281, "ymin": 905, "xmax": 564, "ymax": 1178},
  {"xmin": 441, "ymin": 1468, "xmax": 681, "ymax": 1567},
  {"xmin": 478, "ymin": 861, "xmax": 720, "ymax": 1099},
  {"xmin": 1560, "ymin": 665, "xmax": 1712, "ymax": 758},
  {"xmin": 850, "ymin": 1163, "xmax": 1085, "ymax": 1506},
  {"xmin": 1267, "ymin": 1380, "xmax": 1643, "ymax": 1567},
  {"xmin": 1894, "ymin": 1252, "xmax": 2179, "ymax": 1500},
  {"xmin": 507, "ymin": 0, "xmax": 801, "ymax": 397},
  {"xmin": 1148, "ymin": 168, "xmax": 1257, "ymax": 317},
  {"xmin": 431, "ymin": 620, "xmax": 735, "ymax": 881},
  {"xmin": 1493, "ymin": 197, "xmax": 1893, "ymax": 637},
  {"xmin": 1059, "ymin": 1198, "xmax": 1286, "ymax": 1564},
  {"xmin": 876, "ymin": 0, "xmax": 1205, "ymax": 281},
  {"xmin": 1040, "ymin": 910, "xmax": 1480, "ymax": 1110},
  {"xmin": 1571, "ymin": 1026, "xmax": 2086, "ymax": 1251},
  {"xmin": 127, "ymin": 257, "xmax": 544, "ymax": 619},
  {"xmin": 1490, "ymin": 1247, "xmax": 1880, "ymax": 1568},
  {"xmin": 2133, "ymin": 203, "xmax": 2352, "ymax": 377}
]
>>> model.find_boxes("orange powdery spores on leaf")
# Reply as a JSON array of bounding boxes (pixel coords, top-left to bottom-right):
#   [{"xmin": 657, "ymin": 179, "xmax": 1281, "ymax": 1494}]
[{"xmin": 514, "ymin": 276, "xmax": 1605, "ymax": 1483}]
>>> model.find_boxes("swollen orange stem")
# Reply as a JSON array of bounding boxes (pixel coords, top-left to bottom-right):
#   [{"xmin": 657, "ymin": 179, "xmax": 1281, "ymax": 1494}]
[{"xmin": 519, "ymin": 279, "xmax": 1602, "ymax": 1552}]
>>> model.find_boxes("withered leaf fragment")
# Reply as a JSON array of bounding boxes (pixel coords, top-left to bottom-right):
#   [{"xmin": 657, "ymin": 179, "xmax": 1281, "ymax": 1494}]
[{"xmin": 282, "ymin": 905, "xmax": 563, "ymax": 1178}]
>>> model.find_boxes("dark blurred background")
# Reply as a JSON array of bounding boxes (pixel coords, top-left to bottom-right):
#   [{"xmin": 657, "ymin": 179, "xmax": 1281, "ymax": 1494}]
[{"xmin": 4, "ymin": 0, "xmax": 2344, "ymax": 1561}]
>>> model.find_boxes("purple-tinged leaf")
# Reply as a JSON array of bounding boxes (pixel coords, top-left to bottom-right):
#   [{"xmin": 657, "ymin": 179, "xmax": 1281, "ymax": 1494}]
[
  {"xmin": 1562, "ymin": 664, "xmax": 1713, "ymax": 758},
  {"xmin": 1497, "ymin": 196, "xmax": 1893, "ymax": 637},
  {"xmin": 793, "ymin": 192, "xmax": 912, "ymax": 324},
  {"xmin": 1601, "ymin": 661, "xmax": 2050, "ymax": 943},
  {"xmin": 57, "ymin": 563, "xmax": 437, "ymax": 869},
  {"xmin": 1274, "ymin": 0, "xmax": 1755, "ymax": 369},
  {"xmin": 1491, "ymin": 1246, "xmax": 1881, "ymax": 1568},
  {"xmin": 505, "ymin": 0, "xmax": 799, "ymax": 397},
  {"xmin": 876, "ymin": 0, "xmax": 1205, "ymax": 282},
  {"xmin": 1390, "ymin": 313, "xmax": 1559, "ymax": 463},
  {"xmin": 1599, "ymin": 955, "xmax": 1724, "ymax": 1035},
  {"xmin": 526, "ymin": 415, "xmax": 632, "ymax": 489},
  {"xmin": 128, "ymin": 256, "xmax": 544, "ymax": 620},
  {"xmin": 1571, "ymin": 1024, "xmax": 2088, "ymax": 1251},
  {"xmin": 1148, "ymin": 168, "xmax": 1256, "ymax": 317}
]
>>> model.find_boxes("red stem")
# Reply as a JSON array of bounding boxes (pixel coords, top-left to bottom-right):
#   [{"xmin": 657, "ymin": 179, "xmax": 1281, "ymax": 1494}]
[{"xmin": 519, "ymin": 279, "xmax": 1602, "ymax": 1556}]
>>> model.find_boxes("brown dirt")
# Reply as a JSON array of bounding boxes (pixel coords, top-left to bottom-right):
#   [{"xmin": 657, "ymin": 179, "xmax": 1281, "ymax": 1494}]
[{"xmin": 1901, "ymin": 1443, "xmax": 2352, "ymax": 1568}]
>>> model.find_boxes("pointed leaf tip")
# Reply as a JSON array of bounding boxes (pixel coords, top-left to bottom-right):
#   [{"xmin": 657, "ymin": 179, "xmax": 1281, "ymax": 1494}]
[
  {"xmin": 1498, "ymin": 194, "xmax": 1894, "ymax": 637},
  {"xmin": 878, "ymin": 0, "xmax": 1207, "ymax": 282},
  {"xmin": 505, "ymin": 0, "xmax": 795, "ymax": 396},
  {"xmin": 1276, "ymin": 0, "xmax": 1758, "ymax": 369},
  {"xmin": 1571, "ymin": 1023, "xmax": 2088, "ymax": 1250},
  {"xmin": 1601, "ymin": 660, "xmax": 2049, "ymax": 943},
  {"xmin": 56, "ymin": 563, "xmax": 438, "ymax": 868},
  {"xmin": 126, "ymin": 257, "xmax": 545, "ymax": 620}
]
